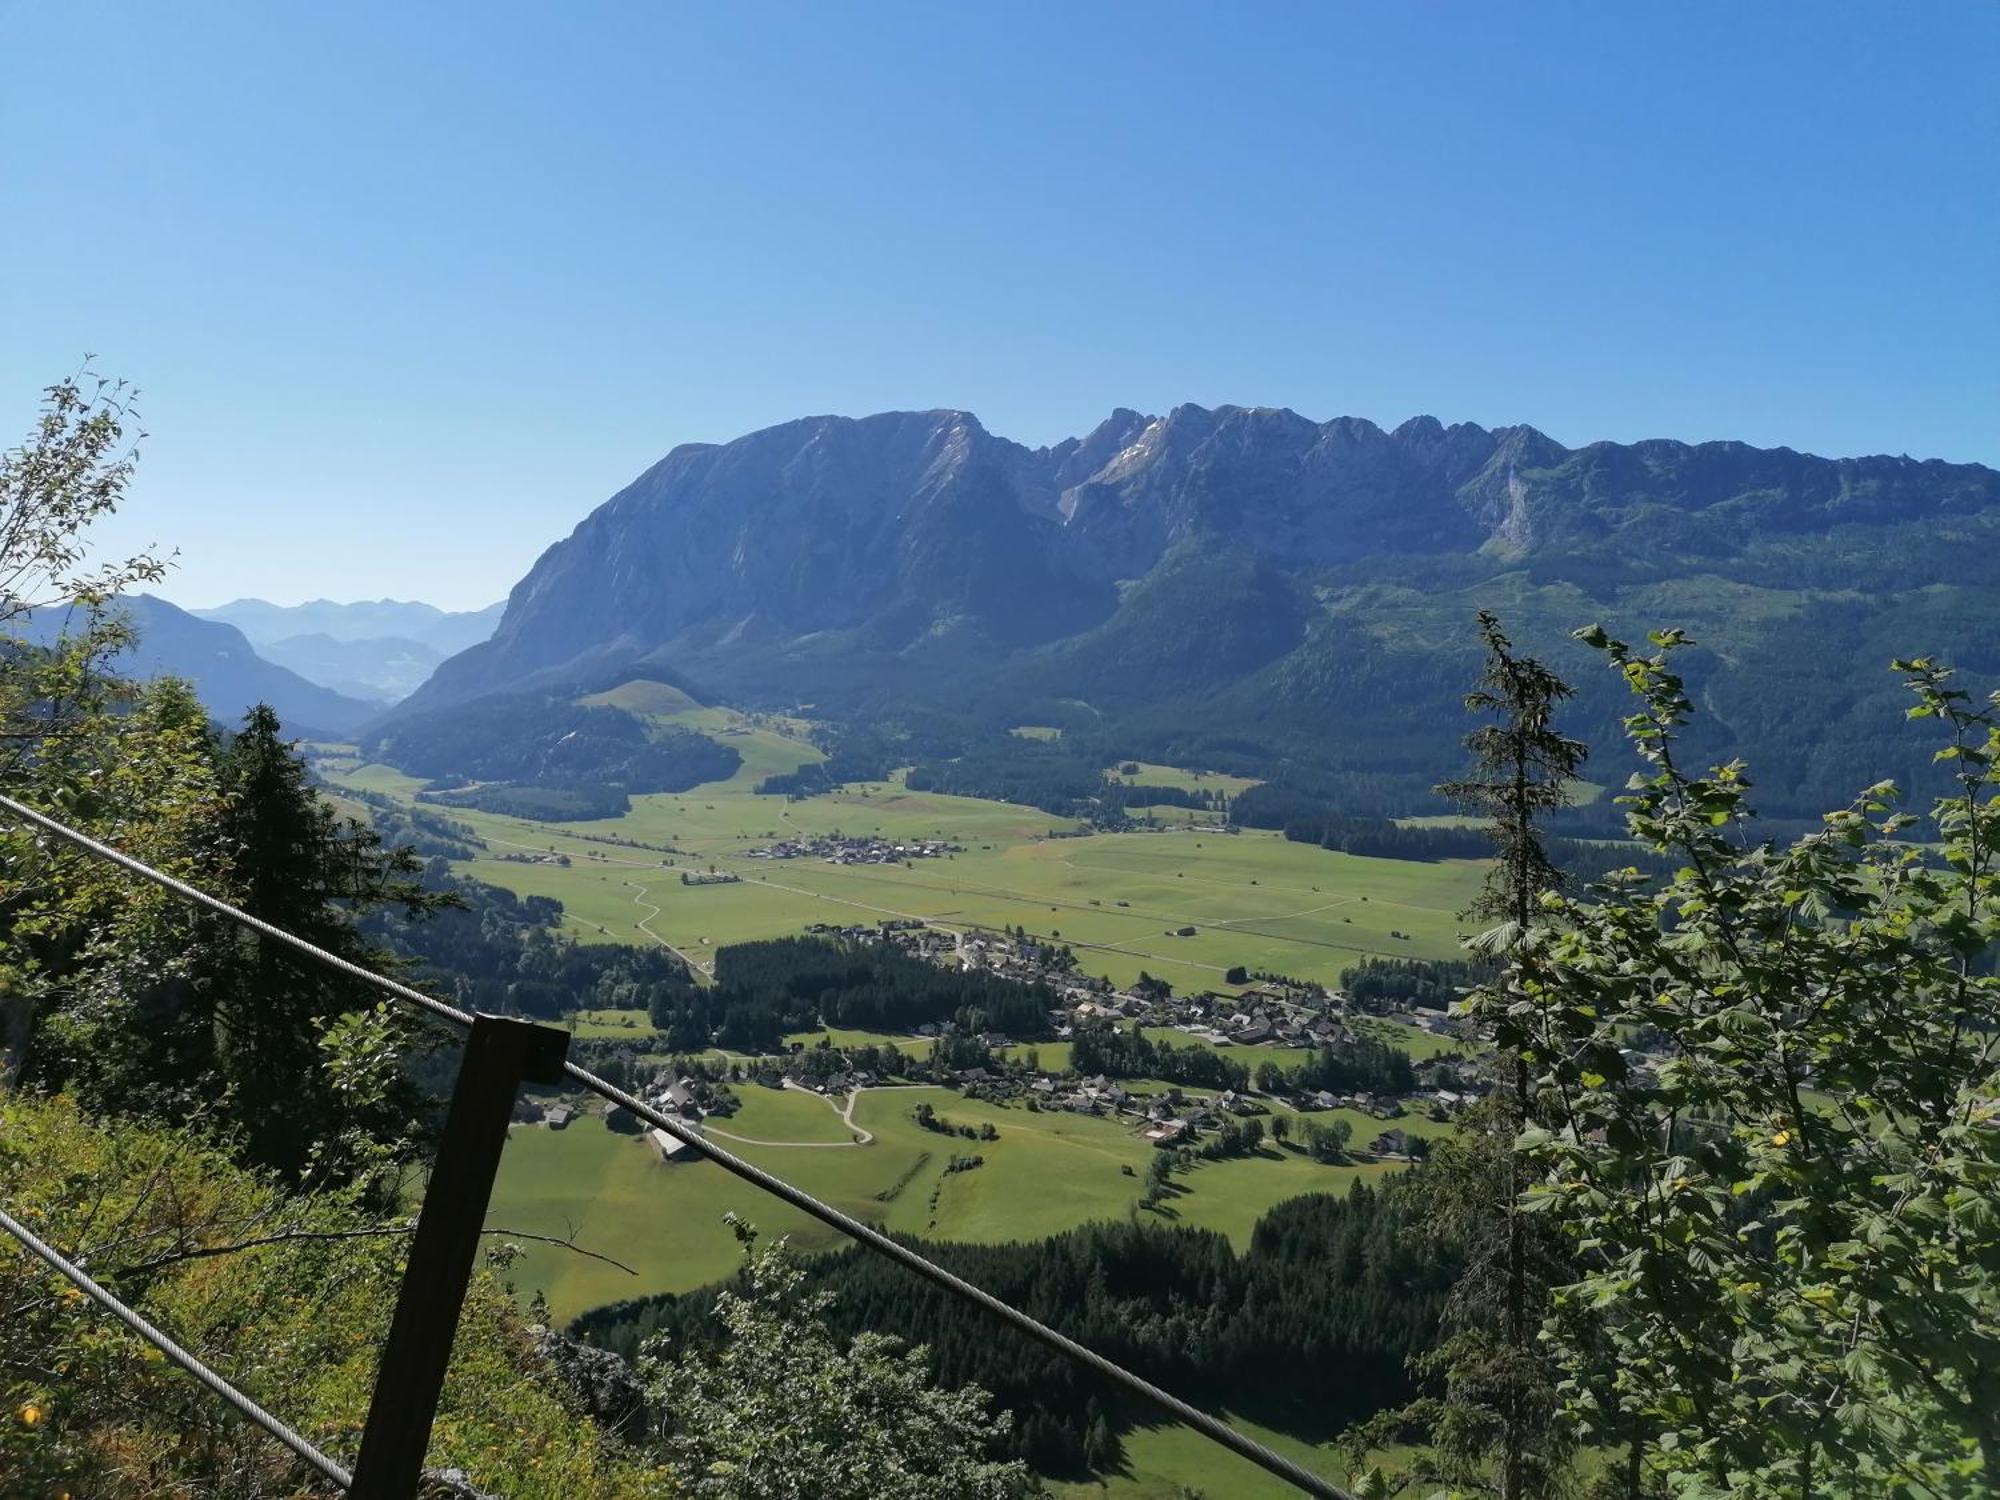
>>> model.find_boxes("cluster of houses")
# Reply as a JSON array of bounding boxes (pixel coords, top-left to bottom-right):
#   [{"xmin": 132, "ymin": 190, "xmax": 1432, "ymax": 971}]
[
  {"xmin": 1062, "ymin": 988, "xmax": 1345, "ymax": 1052},
  {"xmin": 512, "ymin": 1099, "xmax": 578, "ymax": 1129},
  {"xmin": 1176, "ymin": 1002, "xmax": 1348, "ymax": 1050},
  {"xmin": 519, "ymin": 1076, "xmax": 716, "ymax": 1165},
  {"xmin": 745, "ymin": 834, "xmax": 963, "ymax": 865},
  {"xmin": 620, "ymin": 1076, "xmax": 709, "ymax": 1164}
]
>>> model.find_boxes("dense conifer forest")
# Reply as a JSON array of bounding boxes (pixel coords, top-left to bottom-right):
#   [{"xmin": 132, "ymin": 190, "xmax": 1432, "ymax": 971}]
[
  {"xmin": 360, "ymin": 692, "xmax": 741, "ymax": 819},
  {"xmin": 576, "ymin": 1183, "xmax": 1455, "ymax": 1477},
  {"xmin": 642, "ymin": 935, "xmax": 1061, "ymax": 1052}
]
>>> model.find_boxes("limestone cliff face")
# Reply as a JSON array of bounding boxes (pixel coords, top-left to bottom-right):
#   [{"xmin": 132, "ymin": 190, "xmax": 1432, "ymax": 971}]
[{"xmin": 396, "ymin": 403, "xmax": 2000, "ymax": 720}]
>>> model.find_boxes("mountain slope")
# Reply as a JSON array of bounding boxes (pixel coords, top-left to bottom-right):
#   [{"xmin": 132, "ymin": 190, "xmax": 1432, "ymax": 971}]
[
  {"xmin": 413, "ymin": 411, "xmax": 1113, "ymax": 710},
  {"xmin": 391, "ymin": 405, "xmax": 2000, "ymax": 816},
  {"xmin": 27, "ymin": 596, "xmax": 380, "ymax": 736}
]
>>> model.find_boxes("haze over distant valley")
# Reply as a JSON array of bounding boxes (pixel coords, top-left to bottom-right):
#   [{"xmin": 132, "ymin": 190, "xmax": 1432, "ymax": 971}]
[{"xmin": 188, "ymin": 597, "xmax": 503, "ymax": 706}]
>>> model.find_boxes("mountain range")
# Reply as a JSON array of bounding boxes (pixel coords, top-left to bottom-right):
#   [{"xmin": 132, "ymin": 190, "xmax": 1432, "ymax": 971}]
[
  {"xmin": 195, "ymin": 597, "xmax": 503, "ymax": 652},
  {"xmin": 384, "ymin": 404, "xmax": 2000, "ymax": 818},
  {"xmin": 191, "ymin": 598, "xmax": 503, "ymax": 703}
]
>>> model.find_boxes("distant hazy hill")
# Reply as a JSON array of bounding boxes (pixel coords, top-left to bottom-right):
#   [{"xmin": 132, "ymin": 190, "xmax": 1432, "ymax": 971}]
[
  {"xmin": 25, "ymin": 595, "xmax": 379, "ymax": 737},
  {"xmin": 194, "ymin": 598, "xmax": 502, "ymax": 654},
  {"xmin": 191, "ymin": 598, "xmax": 500, "ymax": 703},
  {"xmin": 394, "ymin": 405, "xmax": 2000, "ymax": 816},
  {"xmin": 254, "ymin": 633, "xmax": 442, "ymax": 705}
]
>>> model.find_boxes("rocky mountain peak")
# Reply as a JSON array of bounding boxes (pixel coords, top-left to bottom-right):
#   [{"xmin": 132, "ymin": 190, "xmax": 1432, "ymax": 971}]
[{"xmin": 395, "ymin": 403, "xmax": 2000, "ymax": 724}]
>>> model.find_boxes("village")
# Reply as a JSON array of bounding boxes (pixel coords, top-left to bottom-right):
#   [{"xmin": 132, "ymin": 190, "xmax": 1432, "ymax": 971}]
[
  {"xmin": 811, "ymin": 916, "xmax": 1469, "ymax": 1055},
  {"xmin": 514, "ymin": 915, "xmax": 1511, "ymax": 1166},
  {"xmin": 528, "ymin": 1041, "xmax": 1450, "ymax": 1166},
  {"xmin": 744, "ymin": 833, "xmax": 964, "ymax": 864}
]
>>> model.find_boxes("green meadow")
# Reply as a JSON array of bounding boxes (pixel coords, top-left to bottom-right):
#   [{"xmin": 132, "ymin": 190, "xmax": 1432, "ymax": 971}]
[
  {"xmin": 330, "ymin": 786, "xmax": 1481, "ymax": 997},
  {"xmin": 1105, "ymin": 760, "xmax": 1263, "ymax": 796},
  {"xmin": 487, "ymin": 1082, "xmax": 1423, "ymax": 1324},
  {"xmin": 318, "ymin": 687, "xmax": 1486, "ymax": 996},
  {"xmin": 1057, "ymin": 1417, "xmax": 1357, "ymax": 1500}
]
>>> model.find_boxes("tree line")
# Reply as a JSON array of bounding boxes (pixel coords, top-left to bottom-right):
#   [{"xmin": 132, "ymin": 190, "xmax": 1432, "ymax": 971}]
[
  {"xmin": 1068, "ymin": 1019, "xmax": 1416, "ymax": 1098},
  {"xmin": 643, "ymin": 936, "xmax": 1060, "ymax": 1053},
  {"xmin": 576, "ymin": 1182, "xmax": 1456, "ymax": 1479}
]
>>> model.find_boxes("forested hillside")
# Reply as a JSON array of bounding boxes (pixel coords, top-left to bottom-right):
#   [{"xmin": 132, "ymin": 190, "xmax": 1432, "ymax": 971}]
[{"xmin": 360, "ymin": 692, "xmax": 741, "ymax": 819}]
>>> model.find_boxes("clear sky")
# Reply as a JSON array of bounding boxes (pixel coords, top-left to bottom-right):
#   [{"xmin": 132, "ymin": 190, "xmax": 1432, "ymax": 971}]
[{"xmin": 2, "ymin": 1, "xmax": 1994, "ymax": 611}]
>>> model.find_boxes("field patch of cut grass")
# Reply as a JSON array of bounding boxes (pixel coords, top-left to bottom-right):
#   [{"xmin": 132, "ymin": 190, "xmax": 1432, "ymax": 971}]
[
  {"xmin": 339, "ymin": 762, "xmax": 429, "ymax": 797},
  {"xmin": 566, "ymin": 1007, "xmax": 662, "ymax": 1040},
  {"xmin": 706, "ymin": 1086, "xmax": 861, "ymax": 1144},
  {"xmin": 487, "ymin": 1083, "xmax": 1393, "ymax": 1321},
  {"xmin": 578, "ymin": 678, "xmax": 704, "ymax": 716},
  {"xmin": 1125, "ymin": 802, "xmax": 1227, "ymax": 826},
  {"xmin": 1057, "ymin": 1415, "xmax": 1355, "ymax": 1500},
  {"xmin": 1009, "ymin": 724, "xmax": 1064, "ymax": 740},
  {"xmin": 1104, "ymin": 761, "xmax": 1263, "ymax": 796},
  {"xmin": 1353, "ymin": 1016, "xmax": 1467, "ymax": 1061}
]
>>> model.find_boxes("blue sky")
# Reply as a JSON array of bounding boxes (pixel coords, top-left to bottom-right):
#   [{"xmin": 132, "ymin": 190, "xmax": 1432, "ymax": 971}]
[{"xmin": 2, "ymin": 2, "xmax": 1994, "ymax": 610}]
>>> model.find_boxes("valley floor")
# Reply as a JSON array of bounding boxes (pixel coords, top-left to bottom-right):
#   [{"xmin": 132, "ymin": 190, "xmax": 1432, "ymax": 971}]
[
  {"xmin": 321, "ymin": 711, "xmax": 1484, "ymax": 997},
  {"xmin": 489, "ymin": 1080, "xmax": 1448, "ymax": 1324},
  {"xmin": 321, "ymin": 726, "xmax": 1482, "ymax": 1499}
]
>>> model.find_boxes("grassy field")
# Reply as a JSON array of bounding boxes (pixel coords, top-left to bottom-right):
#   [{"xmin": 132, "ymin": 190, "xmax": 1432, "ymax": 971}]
[
  {"xmin": 317, "ymin": 682, "xmax": 1486, "ymax": 996},
  {"xmin": 326, "ymin": 744, "xmax": 1484, "ymax": 993},
  {"xmin": 566, "ymin": 1007, "xmax": 664, "ymax": 1040},
  {"xmin": 486, "ymin": 1082, "xmax": 1410, "ymax": 1323},
  {"xmin": 1058, "ymin": 1416, "xmax": 1358, "ymax": 1500},
  {"xmin": 579, "ymin": 679, "xmax": 705, "ymax": 715},
  {"xmin": 1105, "ymin": 760, "xmax": 1263, "ymax": 796},
  {"xmin": 338, "ymin": 697, "xmax": 1486, "ymax": 1496}
]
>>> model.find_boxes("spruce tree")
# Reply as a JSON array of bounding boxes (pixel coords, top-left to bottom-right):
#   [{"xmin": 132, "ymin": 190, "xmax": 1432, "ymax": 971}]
[
  {"xmin": 202, "ymin": 704, "xmax": 448, "ymax": 1184},
  {"xmin": 1375, "ymin": 612, "xmax": 1585, "ymax": 1498}
]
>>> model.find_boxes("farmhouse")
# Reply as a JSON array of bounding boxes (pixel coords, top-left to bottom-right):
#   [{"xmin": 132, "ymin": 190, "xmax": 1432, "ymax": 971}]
[
  {"xmin": 1370, "ymin": 1128, "xmax": 1413, "ymax": 1158},
  {"xmin": 648, "ymin": 1125, "xmax": 702, "ymax": 1164}
]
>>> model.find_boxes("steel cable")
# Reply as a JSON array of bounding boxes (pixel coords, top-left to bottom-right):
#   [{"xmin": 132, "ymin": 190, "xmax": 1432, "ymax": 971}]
[
  {"xmin": 0, "ymin": 790, "xmax": 1356, "ymax": 1500},
  {"xmin": 0, "ymin": 1200, "xmax": 355, "ymax": 1490}
]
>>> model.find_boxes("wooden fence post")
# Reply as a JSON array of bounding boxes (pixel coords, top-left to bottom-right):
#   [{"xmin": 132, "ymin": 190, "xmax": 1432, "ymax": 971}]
[{"xmin": 348, "ymin": 1014, "xmax": 570, "ymax": 1498}]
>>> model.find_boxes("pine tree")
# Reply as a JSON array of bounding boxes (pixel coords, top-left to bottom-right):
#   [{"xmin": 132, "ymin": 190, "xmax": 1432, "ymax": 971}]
[
  {"xmin": 201, "ymin": 704, "xmax": 449, "ymax": 1185},
  {"xmin": 1406, "ymin": 612, "xmax": 1585, "ymax": 1498}
]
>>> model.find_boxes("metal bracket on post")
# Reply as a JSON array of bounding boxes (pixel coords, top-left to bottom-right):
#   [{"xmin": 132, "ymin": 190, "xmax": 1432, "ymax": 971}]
[{"xmin": 349, "ymin": 1014, "xmax": 570, "ymax": 1499}]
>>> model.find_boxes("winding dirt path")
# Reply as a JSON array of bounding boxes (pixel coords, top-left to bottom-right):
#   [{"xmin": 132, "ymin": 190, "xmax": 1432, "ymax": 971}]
[
  {"xmin": 623, "ymin": 881, "xmax": 713, "ymax": 976},
  {"xmin": 697, "ymin": 1083, "xmax": 874, "ymax": 1147}
]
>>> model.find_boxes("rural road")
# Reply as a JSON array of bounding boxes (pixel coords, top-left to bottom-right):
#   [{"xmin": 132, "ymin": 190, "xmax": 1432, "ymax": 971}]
[
  {"xmin": 623, "ymin": 881, "xmax": 714, "ymax": 976},
  {"xmin": 698, "ymin": 1083, "xmax": 876, "ymax": 1147}
]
